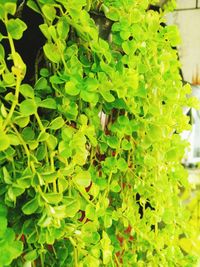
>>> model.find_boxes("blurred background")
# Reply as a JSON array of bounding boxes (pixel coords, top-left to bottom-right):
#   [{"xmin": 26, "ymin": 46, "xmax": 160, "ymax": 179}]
[{"xmin": 164, "ymin": 0, "xmax": 200, "ymax": 263}]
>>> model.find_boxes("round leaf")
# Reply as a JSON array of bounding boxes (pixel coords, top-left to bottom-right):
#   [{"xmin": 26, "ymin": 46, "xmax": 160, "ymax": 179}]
[
  {"xmin": 20, "ymin": 99, "xmax": 37, "ymax": 116},
  {"xmin": 0, "ymin": 131, "xmax": 10, "ymax": 151}
]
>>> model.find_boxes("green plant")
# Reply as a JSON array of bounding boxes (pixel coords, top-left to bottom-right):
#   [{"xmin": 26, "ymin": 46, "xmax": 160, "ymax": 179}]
[
  {"xmin": 180, "ymin": 172, "xmax": 200, "ymax": 260},
  {"xmin": 0, "ymin": 0, "xmax": 199, "ymax": 266}
]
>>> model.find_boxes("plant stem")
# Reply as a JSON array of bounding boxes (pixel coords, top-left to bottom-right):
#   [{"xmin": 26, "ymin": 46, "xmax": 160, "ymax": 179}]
[
  {"xmin": 11, "ymin": 123, "xmax": 31, "ymax": 166},
  {"xmin": 69, "ymin": 237, "xmax": 78, "ymax": 267},
  {"xmin": 35, "ymin": 112, "xmax": 45, "ymax": 132},
  {"xmin": 40, "ymin": 253, "xmax": 45, "ymax": 267},
  {"xmin": 2, "ymin": 15, "xmax": 23, "ymax": 130},
  {"xmin": 3, "ymin": 75, "xmax": 22, "ymax": 130},
  {"xmin": 50, "ymin": 152, "xmax": 57, "ymax": 192}
]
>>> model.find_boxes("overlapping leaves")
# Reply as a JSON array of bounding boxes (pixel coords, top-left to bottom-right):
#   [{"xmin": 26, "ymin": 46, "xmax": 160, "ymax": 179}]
[{"xmin": 0, "ymin": 0, "xmax": 198, "ymax": 266}]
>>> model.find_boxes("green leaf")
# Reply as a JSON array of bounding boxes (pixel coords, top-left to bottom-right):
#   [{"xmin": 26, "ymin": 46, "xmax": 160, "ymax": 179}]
[
  {"xmin": 8, "ymin": 185, "xmax": 25, "ymax": 199},
  {"xmin": 121, "ymin": 139, "xmax": 132, "ymax": 150},
  {"xmin": 46, "ymin": 134, "xmax": 57, "ymax": 150},
  {"xmin": 3, "ymin": 166, "xmax": 12, "ymax": 185},
  {"xmin": 58, "ymin": 141, "xmax": 72, "ymax": 158},
  {"xmin": 34, "ymin": 77, "xmax": 52, "ymax": 94},
  {"xmin": 105, "ymin": 7, "xmax": 119, "ymax": 21},
  {"xmin": 85, "ymin": 77, "xmax": 99, "ymax": 91},
  {"xmin": 85, "ymin": 204, "xmax": 96, "ymax": 220},
  {"xmin": 41, "ymin": 171, "xmax": 57, "ymax": 183},
  {"xmin": 74, "ymin": 169, "xmax": 91, "ymax": 187},
  {"xmin": 7, "ymin": 18, "xmax": 27, "ymax": 40},
  {"xmin": 40, "ymin": 68, "xmax": 49, "ymax": 77},
  {"xmin": 52, "ymin": 197, "xmax": 80, "ymax": 218},
  {"xmin": 110, "ymin": 180, "xmax": 121, "ymax": 192},
  {"xmin": 22, "ymin": 197, "xmax": 39, "ymax": 215},
  {"xmin": 38, "ymin": 98, "xmax": 57, "ymax": 109},
  {"xmin": 104, "ymin": 213, "xmax": 112, "ymax": 228},
  {"xmin": 4, "ymin": 146, "xmax": 15, "ymax": 157},
  {"xmin": 37, "ymin": 131, "xmax": 50, "ymax": 142},
  {"xmin": 0, "ymin": 44, "xmax": 5, "ymax": 60},
  {"xmin": 0, "ymin": 4, "xmax": 5, "ymax": 20},
  {"xmin": 65, "ymin": 80, "xmax": 80, "ymax": 96},
  {"xmin": 22, "ymin": 127, "xmax": 35, "ymax": 141},
  {"xmin": 20, "ymin": 84, "xmax": 34, "ymax": 98},
  {"xmin": 106, "ymin": 136, "xmax": 119, "ymax": 149},
  {"xmin": 132, "ymin": 9, "xmax": 142, "ymax": 23},
  {"xmin": 80, "ymin": 90, "xmax": 99, "ymax": 104},
  {"xmin": 0, "ymin": 131, "xmax": 10, "ymax": 151},
  {"xmin": 48, "ymin": 25, "xmax": 57, "ymax": 40},
  {"xmin": 39, "ymin": 23, "xmax": 51, "ymax": 40},
  {"xmin": 27, "ymin": 0, "xmax": 41, "ymax": 13},
  {"xmin": 42, "ymin": 4, "xmax": 56, "ymax": 21},
  {"xmin": 43, "ymin": 43, "xmax": 61, "ymax": 63},
  {"xmin": 2, "ymin": 72, "xmax": 15, "ymax": 85},
  {"xmin": 117, "ymin": 158, "xmax": 128, "ymax": 172},
  {"xmin": 165, "ymin": 25, "xmax": 181, "ymax": 46},
  {"xmin": 100, "ymin": 231, "xmax": 113, "ymax": 264},
  {"xmin": 162, "ymin": 209, "xmax": 174, "ymax": 224},
  {"xmin": 12, "ymin": 51, "xmax": 26, "ymax": 77},
  {"xmin": 62, "ymin": 126, "xmax": 74, "ymax": 141},
  {"xmin": 20, "ymin": 99, "xmax": 37, "ymax": 116},
  {"xmin": 100, "ymin": 90, "xmax": 115, "ymax": 102},
  {"xmin": 7, "ymin": 134, "xmax": 21, "ymax": 146},
  {"xmin": 57, "ymin": 16, "xmax": 69, "ymax": 39},
  {"xmin": 42, "ymin": 192, "xmax": 62, "ymax": 204},
  {"xmin": 35, "ymin": 144, "xmax": 46, "ymax": 161},
  {"xmin": 0, "ymin": 217, "xmax": 7, "ymax": 237},
  {"xmin": 148, "ymin": 124, "xmax": 163, "ymax": 141},
  {"xmin": 104, "ymin": 157, "xmax": 117, "ymax": 169},
  {"xmin": 0, "ymin": 229, "xmax": 23, "ymax": 266},
  {"xmin": 14, "ymin": 116, "xmax": 30, "ymax": 127},
  {"xmin": 58, "ymin": 177, "xmax": 68, "ymax": 193},
  {"xmin": 28, "ymin": 140, "xmax": 39, "ymax": 151},
  {"xmin": 118, "ymin": 116, "xmax": 129, "ymax": 126},
  {"xmin": 5, "ymin": 92, "xmax": 15, "ymax": 102},
  {"xmin": 17, "ymin": 169, "xmax": 33, "ymax": 188},
  {"xmin": 165, "ymin": 148, "xmax": 180, "ymax": 161},
  {"xmin": 24, "ymin": 249, "xmax": 38, "ymax": 262},
  {"xmin": 5, "ymin": 3, "xmax": 16, "ymax": 15},
  {"xmin": 0, "ymin": 203, "xmax": 7, "ymax": 217},
  {"xmin": 49, "ymin": 116, "xmax": 65, "ymax": 130}
]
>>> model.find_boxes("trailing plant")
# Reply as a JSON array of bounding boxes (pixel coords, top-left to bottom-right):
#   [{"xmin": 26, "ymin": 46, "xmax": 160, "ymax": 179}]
[
  {"xmin": 0, "ymin": 0, "xmax": 199, "ymax": 266},
  {"xmin": 180, "ymin": 173, "xmax": 200, "ymax": 260}
]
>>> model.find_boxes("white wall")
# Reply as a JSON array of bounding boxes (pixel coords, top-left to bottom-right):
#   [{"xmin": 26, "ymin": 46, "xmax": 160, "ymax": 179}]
[{"xmin": 166, "ymin": 7, "xmax": 200, "ymax": 83}]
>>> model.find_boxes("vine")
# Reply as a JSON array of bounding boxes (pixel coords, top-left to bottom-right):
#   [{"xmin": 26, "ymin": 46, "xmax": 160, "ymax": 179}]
[{"xmin": 0, "ymin": 0, "xmax": 199, "ymax": 266}]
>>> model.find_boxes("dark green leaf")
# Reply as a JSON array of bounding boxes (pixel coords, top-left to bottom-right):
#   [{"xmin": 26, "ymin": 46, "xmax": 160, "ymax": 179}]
[
  {"xmin": 22, "ymin": 127, "xmax": 35, "ymax": 141},
  {"xmin": 7, "ymin": 18, "xmax": 27, "ymax": 40}
]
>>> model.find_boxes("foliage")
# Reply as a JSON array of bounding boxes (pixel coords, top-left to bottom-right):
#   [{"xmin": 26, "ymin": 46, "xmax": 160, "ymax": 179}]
[
  {"xmin": 180, "ymin": 172, "xmax": 200, "ymax": 260},
  {"xmin": 0, "ymin": 0, "xmax": 199, "ymax": 266}
]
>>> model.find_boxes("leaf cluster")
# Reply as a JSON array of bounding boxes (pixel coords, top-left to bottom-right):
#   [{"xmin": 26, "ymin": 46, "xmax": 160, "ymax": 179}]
[{"xmin": 0, "ymin": 0, "xmax": 198, "ymax": 266}]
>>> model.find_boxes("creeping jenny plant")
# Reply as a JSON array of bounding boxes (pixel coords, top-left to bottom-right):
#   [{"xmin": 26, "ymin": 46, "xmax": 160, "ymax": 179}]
[{"xmin": 0, "ymin": 0, "xmax": 199, "ymax": 266}]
